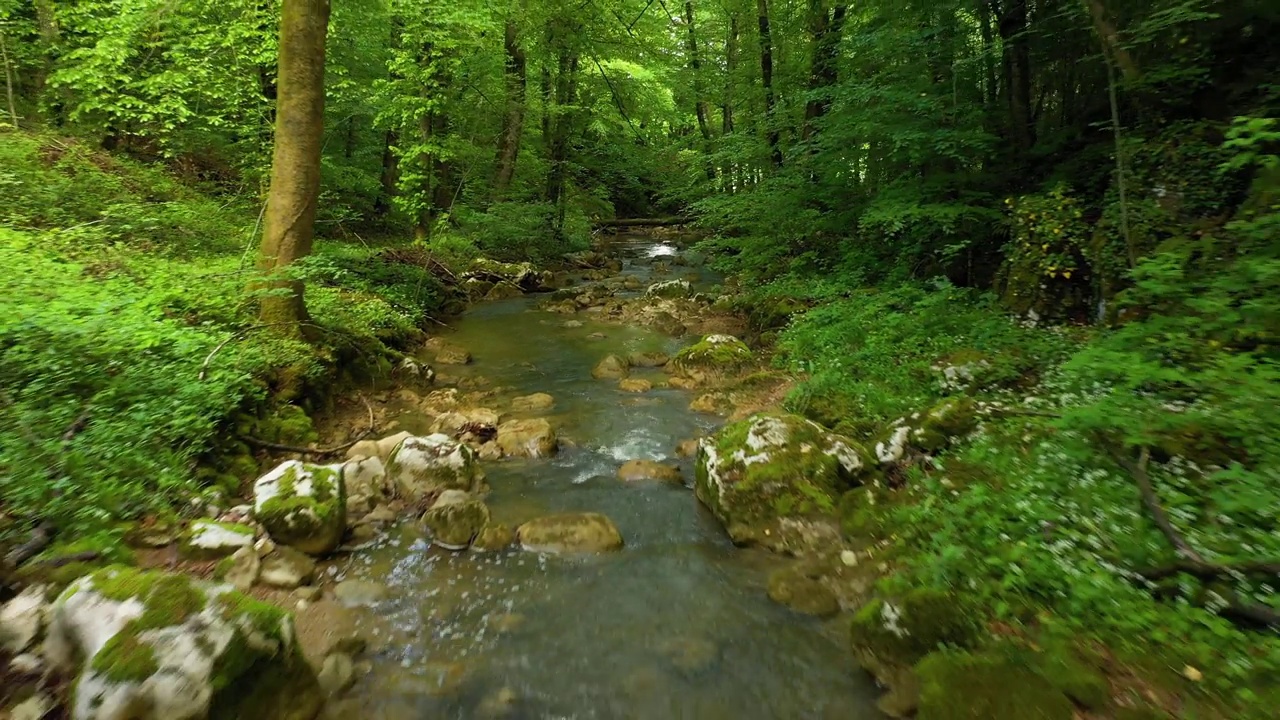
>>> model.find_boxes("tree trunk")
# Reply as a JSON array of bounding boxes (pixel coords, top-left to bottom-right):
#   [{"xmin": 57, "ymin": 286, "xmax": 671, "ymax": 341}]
[
  {"xmin": 1083, "ymin": 0, "xmax": 1139, "ymax": 82},
  {"xmin": 545, "ymin": 42, "xmax": 579, "ymax": 242},
  {"xmin": 256, "ymin": 0, "xmax": 330, "ymax": 335},
  {"xmin": 32, "ymin": 0, "xmax": 59, "ymax": 109},
  {"xmin": 996, "ymin": 0, "xmax": 1034, "ymax": 153},
  {"xmin": 684, "ymin": 0, "xmax": 711, "ymax": 142},
  {"xmin": 374, "ymin": 129, "xmax": 398, "ymax": 216},
  {"xmin": 756, "ymin": 0, "xmax": 782, "ymax": 168},
  {"xmin": 430, "ymin": 110, "xmax": 456, "ymax": 221},
  {"xmin": 0, "ymin": 30, "xmax": 18, "ymax": 129},
  {"xmin": 494, "ymin": 19, "xmax": 527, "ymax": 195},
  {"xmin": 723, "ymin": 13, "xmax": 738, "ymax": 136},
  {"xmin": 979, "ymin": 2, "xmax": 998, "ymax": 105},
  {"xmin": 801, "ymin": 1, "xmax": 846, "ymax": 142}
]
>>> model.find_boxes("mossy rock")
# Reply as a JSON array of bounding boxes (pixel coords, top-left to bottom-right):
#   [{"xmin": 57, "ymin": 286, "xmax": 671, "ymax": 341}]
[
  {"xmin": 766, "ymin": 565, "xmax": 840, "ymax": 617},
  {"xmin": 669, "ymin": 334, "xmax": 754, "ymax": 383},
  {"xmin": 386, "ymin": 433, "xmax": 483, "ymax": 502},
  {"xmin": 874, "ymin": 397, "xmax": 979, "ymax": 463},
  {"xmin": 849, "ymin": 589, "xmax": 980, "ymax": 671},
  {"xmin": 179, "ymin": 520, "xmax": 256, "ymax": 560},
  {"xmin": 420, "ymin": 494, "xmax": 490, "ymax": 551},
  {"xmin": 46, "ymin": 566, "xmax": 322, "ymax": 720},
  {"xmin": 915, "ymin": 648, "xmax": 1074, "ymax": 720},
  {"xmin": 252, "ymin": 460, "xmax": 346, "ymax": 556},
  {"xmin": 1035, "ymin": 638, "xmax": 1109, "ymax": 710},
  {"xmin": 696, "ymin": 412, "xmax": 873, "ymax": 553}
]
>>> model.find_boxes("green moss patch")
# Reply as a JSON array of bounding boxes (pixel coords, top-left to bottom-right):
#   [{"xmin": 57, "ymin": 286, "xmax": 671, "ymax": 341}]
[{"xmin": 915, "ymin": 648, "xmax": 1074, "ymax": 720}]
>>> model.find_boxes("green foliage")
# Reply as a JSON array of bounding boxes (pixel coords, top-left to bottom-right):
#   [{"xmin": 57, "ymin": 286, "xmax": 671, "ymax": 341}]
[{"xmin": 777, "ymin": 283, "xmax": 1075, "ymax": 429}]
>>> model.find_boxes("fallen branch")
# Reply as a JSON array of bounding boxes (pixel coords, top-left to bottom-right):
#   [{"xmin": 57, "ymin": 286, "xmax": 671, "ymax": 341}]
[
  {"xmin": 4, "ymin": 521, "xmax": 55, "ymax": 568},
  {"xmin": 593, "ymin": 216, "xmax": 691, "ymax": 228},
  {"xmin": 1140, "ymin": 560, "xmax": 1280, "ymax": 582},
  {"xmin": 1114, "ymin": 445, "xmax": 1280, "ymax": 628},
  {"xmin": 26, "ymin": 550, "xmax": 101, "ymax": 569},
  {"xmin": 241, "ymin": 395, "xmax": 377, "ymax": 458}
]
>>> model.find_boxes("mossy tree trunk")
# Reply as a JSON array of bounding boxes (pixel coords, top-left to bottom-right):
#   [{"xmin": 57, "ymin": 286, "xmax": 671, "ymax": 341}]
[
  {"xmin": 493, "ymin": 17, "xmax": 527, "ymax": 196},
  {"xmin": 256, "ymin": 0, "xmax": 330, "ymax": 337}
]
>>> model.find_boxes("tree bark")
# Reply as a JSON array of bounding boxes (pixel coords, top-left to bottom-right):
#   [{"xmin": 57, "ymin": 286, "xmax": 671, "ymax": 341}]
[
  {"xmin": 801, "ymin": 1, "xmax": 846, "ymax": 142},
  {"xmin": 722, "ymin": 13, "xmax": 738, "ymax": 136},
  {"xmin": 684, "ymin": 0, "xmax": 711, "ymax": 142},
  {"xmin": 756, "ymin": 0, "xmax": 782, "ymax": 168},
  {"xmin": 0, "ymin": 29, "xmax": 18, "ymax": 129},
  {"xmin": 1083, "ymin": 0, "xmax": 1139, "ymax": 82},
  {"xmin": 374, "ymin": 129, "xmax": 398, "ymax": 216},
  {"xmin": 995, "ymin": 0, "xmax": 1034, "ymax": 153},
  {"xmin": 32, "ymin": 0, "xmax": 59, "ymax": 109},
  {"xmin": 545, "ymin": 40, "xmax": 579, "ymax": 242},
  {"xmin": 494, "ymin": 18, "xmax": 527, "ymax": 195},
  {"xmin": 256, "ymin": 0, "xmax": 330, "ymax": 335}
]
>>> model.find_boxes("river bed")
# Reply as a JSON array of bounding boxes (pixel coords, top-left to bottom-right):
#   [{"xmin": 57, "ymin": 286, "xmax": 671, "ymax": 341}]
[{"xmin": 325, "ymin": 235, "xmax": 883, "ymax": 719}]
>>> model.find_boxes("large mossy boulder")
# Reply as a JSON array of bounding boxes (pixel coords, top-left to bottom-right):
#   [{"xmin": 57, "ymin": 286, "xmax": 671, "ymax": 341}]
[
  {"xmin": 668, "ymin": 334, "xmax": 753, "ymax": 384},
  {"xmin": 420, "ymin": 491, "xmax": 490, "ymax": 550},
  {"xmin": 875, "ymin": 397, "xmax": 980, "ymax": 464},
  {"xmin": 253, "ymin": 461, "xmax": 346, "ymax": 556},
  {"xmin": 385, "ymin": 434, "xmax": 483, "ymax": 502},
  {"xmin": 695, "ymin": 413, "xmax": 872, "ymax": 553},
  {"xmin": 45, "ymin": 566, "xmax": 322, "ymax": 720},
  {"xmin": 914, "ymin": 648, "xmax": 1075, "ymax": 720},
  {"xmin": 849, "ymin": 589, "xmax": 979, "ymax": 681},
  {"xmin": 516, "ymin": 513, "xmax": 624, "ymax": 554}
]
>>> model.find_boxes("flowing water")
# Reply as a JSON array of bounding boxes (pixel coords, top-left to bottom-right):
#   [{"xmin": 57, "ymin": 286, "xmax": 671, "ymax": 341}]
[{"xmin": 326, "ymin": 235, "xmax": 883, "ymax": 719}]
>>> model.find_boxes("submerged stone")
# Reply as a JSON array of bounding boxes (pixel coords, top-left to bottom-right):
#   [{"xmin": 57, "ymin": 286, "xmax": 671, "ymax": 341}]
[
  {"xmin": 516, "ymin": 513, "xmax": 624, "ymax": 554},
  {"xmin": 496, "ymin": 418, "xmax": 558, "ymax": 458},
  {"xmin": 420, "ymin": 494, "xmax": 490, "ymax": 550},
  {"xmin": 617, "ymin": 460, "xmax": 683, "ymax": 484},
  {"xmin": 510, "ymin": 392, "xmax": 555, "ymax": 412},
  {"xmin": 767, "ymin": 565, "xmax": 840, "ymax": 617},
  {"xmin": 592, "ymin": 354, "xmax": 630, "ymax": 379}
]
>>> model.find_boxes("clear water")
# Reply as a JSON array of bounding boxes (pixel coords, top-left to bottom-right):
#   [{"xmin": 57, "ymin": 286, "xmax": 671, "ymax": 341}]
[{"xmin": 327, "ymin": 235, "xmax": 883, "ymax": 719}]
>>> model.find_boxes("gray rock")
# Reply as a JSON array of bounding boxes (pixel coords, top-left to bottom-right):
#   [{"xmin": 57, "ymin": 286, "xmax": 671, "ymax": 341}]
[
  {"xmin": 318, "ymin": 652, "xmax": 357, "ymax": 696},
  {"xmin": 180, "ymin": 519, "xmax": 255, "ymax": 560},
  {"xmin": 253, "ymin": 460, "xmax": 347, "ymax": 556},
  {"xmin": 259, "ymin": 546, "xmax": 318, "ymax": 589},
  {"xmin": 334, "ymin": 580, "xmax": 390, "ymax": 607},
  {"xmin": 386, "ymin": 434, "xmax": 483, "ymax": 502},
  {"xmin": 0, "ymin": 585, "xmax": 45, "ymax": 654},
  {"xmin": 224, "ymin": 545, "xmax": 261, "ymax": 591}
]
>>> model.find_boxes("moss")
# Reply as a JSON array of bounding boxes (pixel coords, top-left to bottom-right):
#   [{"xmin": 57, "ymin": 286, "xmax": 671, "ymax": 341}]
[
  {"xmin": 1037, "ymin": 640, "xmax": 1110, "ymax": 710},
  {"xmin": 915, "ymin": 648, "xmax": 1074, "ymax": 720},
  {"xmin": 208, "ymin": 642, "xmax": 321, "ymax": 720},
  {"xmin": 134, "ymin": 574, "xmax": 205, "ymax": 630},
  {"xmin": 92, "ymin": 629, "xmax": 159, "ymax": 682},
  {"xmin": 850, "ymin": 589, "xmax": 980, "ymax": 667},
  {"xmin": 671, "ymin": 335, "xmax": 753, "ymax": 378},
  {"xmin": 213, "ymin": 555, "xmax": 237, "ymax": 580},
  {"xmin": 914, "ymin": 397, "xmax": 979, "ymax": 453},
  {"xmin": 90, "ymin": 565, "xmax": 165, "ymax": 603}
]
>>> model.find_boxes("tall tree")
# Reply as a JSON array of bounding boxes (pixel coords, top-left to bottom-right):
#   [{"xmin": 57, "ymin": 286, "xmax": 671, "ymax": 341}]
[
  {"xmin": 756, "ymin": 0, "xmax": 781, "ymax": 168},
  {"xmin": 256, "ymin": 0, "xmax": 330, "ymax": 334},
  {"xmin": 494, "ymin": 16, "xmax": 527, "ymax": 195}
]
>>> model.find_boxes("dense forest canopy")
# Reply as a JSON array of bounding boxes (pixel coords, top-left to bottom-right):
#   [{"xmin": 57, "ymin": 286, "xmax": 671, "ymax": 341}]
[{"xmin": 1, "ymin": 0, "xmax": 1278, "ymax": 716}]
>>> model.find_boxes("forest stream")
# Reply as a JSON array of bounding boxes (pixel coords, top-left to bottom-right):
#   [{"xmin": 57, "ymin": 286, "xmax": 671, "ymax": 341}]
[{"xmin": 322, "ymin": 234, "xmax": 883, "ymax": 719}]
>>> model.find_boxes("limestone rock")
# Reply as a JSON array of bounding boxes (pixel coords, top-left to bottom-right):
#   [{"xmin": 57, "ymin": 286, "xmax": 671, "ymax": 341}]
[
  {"xmin": 627, "ymin": 351, "xmax": 670, "ymax": 368},
  {"xmin": 496, "ymin": 418, "xmax": 558, "ymax": 458},
  {"xmin": 668, "ymin": 334, "xmax": 753, "ymax": 384},
  {"xmin": 179, "ymin": 520, "xmax": 255, "ymax": 560},
  {"xmin": 44, "ymin": 566, "xmax": 322, "ymax": 720},
  {"xmin": 619, "ymin": 378, "xmax": 653, "ymax": 393},
  {"xmin": 346, "ymin": 431, "xmax": 413, "ymax": 463},
  {"xmin": 472, "ymin": 524, "xmax": 515, "ymax": 552},
  {"xmin": 591, "ymin": 354, "xmax": 630, "ymax": 379},
  {"xmin": 645, "ymin": 279, "xmax": 693, "ymax": 299},
  {"xmin": 253, "ymin": 460, "xmax": 346, "ymax": 556},
  {"xmin": 318, "ymin": 652, "xmax": 357, "ymax": 697},
  {"xmin": 223, "ymin": 546, "xmax": 261, "ymax": 592},
  {"xmin": 420, "ymin": 493, "xmax": 490, "ymax": 550},
  {"xmin": 695, "ymin": 412, "xmax": 872, "ymax": 553},
  {"xmin": 432, "ymin": 342, "xmax": 472, "ymax": 366},
  {"xmin": 517, "ymin": 513, "xmax": 624, "ymax": 554},
  {"xmin": 617, "ymin": 460, "xmax": 682, "ymax": 484},
  {"xmin": 510, "ymin": 393, "xmax": 555, "ymax": 412},
  {"xmin": 689, "ymin": 393, "xmax": 729, "ymax": 415},
  {"xmin": 1, "ymin": 585, "xmax": 46, "ymax": 654},
  {"xmin": 341, "ymin": 456, "xmax": 389, "ymax": 506},
  {"xmin": 875, "ymin": 397, "xmax": 980, "ymax": 464},
  {"xmin": 9, "ymin": 693, "xmax": 51, "ymax": 720},
  {"xmin": 386, "ymin": 434, "xmax": 483, "ymax": 502},
  {"xmin": 259, "ymin": 546, "xmax": 318, "ymax": 589},
  {"xmin": 767, "ymin": 566, "xmax": 840, "ymax": 617},
  {"xmin": 333, "ymin": 580, "xmax": 389, "ymax": 607},
  {"xmin": 675, "ymin": 439, "xmax": 700, "ymax": 458}
]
